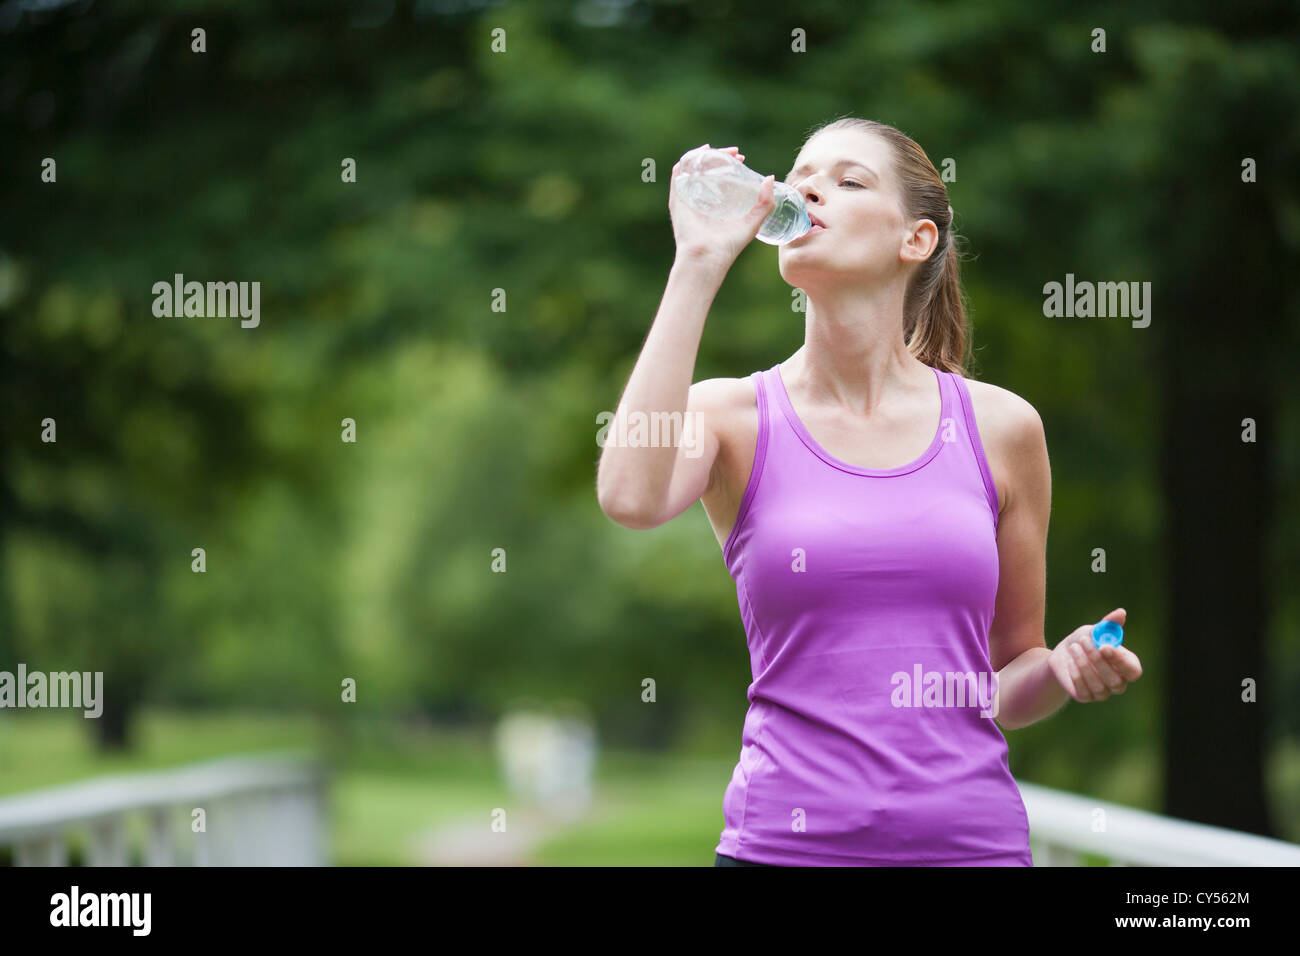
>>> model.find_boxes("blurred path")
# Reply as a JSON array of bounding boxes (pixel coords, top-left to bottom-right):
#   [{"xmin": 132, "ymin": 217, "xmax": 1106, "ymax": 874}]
[{"xmin": 414, "ymin": 806, "xmax": 560, "ymax": 866}]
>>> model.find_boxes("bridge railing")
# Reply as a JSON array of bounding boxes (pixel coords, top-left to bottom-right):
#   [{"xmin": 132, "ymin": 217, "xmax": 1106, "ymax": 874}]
[
  {"xmin": 1021, "ymin": 781, "xmax": 1300, "ymax": 866},
  {"xmin": 0, "ymin": 752, "xmax": 327, "ymax": 866},
  {"xmin": 3, "ymin": 756, "xmax": 1296, "ymax": 866}
]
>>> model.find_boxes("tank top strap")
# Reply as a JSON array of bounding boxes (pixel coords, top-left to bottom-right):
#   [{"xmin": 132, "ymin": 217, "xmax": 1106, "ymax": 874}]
[
  {"xmin": 754, "ymin": 362, "xmax": 806, "ymax": 463},
  {"xmin": 751, "ymin": 366, "xmax": 773, "ymax": 468},
  {"xmin": 947, "ymin": 371, "xmax": 1002, "ymax": 531},
  {"xmin": 721, "ymin": 368, "xmax": 772, "ymax": 566}
]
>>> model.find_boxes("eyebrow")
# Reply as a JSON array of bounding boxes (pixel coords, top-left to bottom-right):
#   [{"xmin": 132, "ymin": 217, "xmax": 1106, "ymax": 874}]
[{"xmin": 785, "ymin": 158, "xmax": 876, "ymax": 182}]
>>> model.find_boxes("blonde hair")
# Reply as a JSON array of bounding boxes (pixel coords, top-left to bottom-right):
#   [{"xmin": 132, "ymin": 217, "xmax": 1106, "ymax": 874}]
[{"xmin": 803, "ymin": 117, "xmax": 972, "ymax": 375}]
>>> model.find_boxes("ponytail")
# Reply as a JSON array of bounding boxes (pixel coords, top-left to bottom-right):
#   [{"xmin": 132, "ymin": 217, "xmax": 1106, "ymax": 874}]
[{"xmin": 904, "ymin": 206, "xmax": 971, "ymax": 376}]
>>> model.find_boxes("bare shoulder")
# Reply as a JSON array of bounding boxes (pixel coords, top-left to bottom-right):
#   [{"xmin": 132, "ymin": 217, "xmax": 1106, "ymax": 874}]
[
  {"xmin": 960, "ymin": 376, "xmax": 1048, "ymax": 515},
  {"xmin": 961, "ymin": 376, "xmax": 1045, "ymax": 449},
  {"xmin": 689, "ymin": 375, "xmax": 761, "ymax": 500},
  {"xmin": 688, "ymin": 375, "xmax": 760, "ymax": 435},
  {"xmin": 689, "ymin": 375, "xmax": 759, "ymax": 410}
]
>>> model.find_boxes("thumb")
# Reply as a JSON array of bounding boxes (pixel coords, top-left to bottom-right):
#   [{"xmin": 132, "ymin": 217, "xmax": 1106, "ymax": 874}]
[
  {"xmin": 1099, "ymin": 607, "xmax": 1127, "ymax": 627},
  {"xmin": 751, "ymin": 175, "xmax": 776, "ymax": 215}
]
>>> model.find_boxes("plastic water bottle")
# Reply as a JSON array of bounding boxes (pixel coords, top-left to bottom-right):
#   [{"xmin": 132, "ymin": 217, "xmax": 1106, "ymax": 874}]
[{"xmin": 674, "ymin": 146, "xmax": 811, "ymax": 245}]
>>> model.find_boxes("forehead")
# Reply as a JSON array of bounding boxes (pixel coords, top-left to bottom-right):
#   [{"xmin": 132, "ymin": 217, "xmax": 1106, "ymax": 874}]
[{"xmin": 788, "ymin": 127, "xmax": 889, "ymax": 177}]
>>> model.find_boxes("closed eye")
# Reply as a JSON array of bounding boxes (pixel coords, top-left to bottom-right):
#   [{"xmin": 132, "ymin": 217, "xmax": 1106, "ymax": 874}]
[{"xmin": 840, "ymin": 180, "xmax": 864, "ymax": 188}]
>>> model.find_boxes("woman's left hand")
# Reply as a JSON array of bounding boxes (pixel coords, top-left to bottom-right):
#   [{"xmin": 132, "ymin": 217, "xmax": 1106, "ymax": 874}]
[{"xmin": 1049, "ymin": 608, "xmax": 1144, "ymax": 703}]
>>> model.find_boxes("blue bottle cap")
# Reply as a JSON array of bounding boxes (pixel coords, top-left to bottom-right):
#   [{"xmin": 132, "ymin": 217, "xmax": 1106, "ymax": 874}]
[{"xmin": 1091, "ymin": 620, "xmax": 1124, "ymax": 648}]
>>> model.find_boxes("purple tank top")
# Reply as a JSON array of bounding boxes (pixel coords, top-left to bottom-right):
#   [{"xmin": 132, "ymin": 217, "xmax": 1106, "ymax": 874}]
[{"xmin": 714, "ymin": 362, "xmax": 1033, "ymax": 866}]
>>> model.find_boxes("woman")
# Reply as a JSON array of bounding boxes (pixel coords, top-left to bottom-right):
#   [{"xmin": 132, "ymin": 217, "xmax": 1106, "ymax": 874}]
[{"xmin": 595, "ymin": 117, "xmax": 1143, "ymax": 866}]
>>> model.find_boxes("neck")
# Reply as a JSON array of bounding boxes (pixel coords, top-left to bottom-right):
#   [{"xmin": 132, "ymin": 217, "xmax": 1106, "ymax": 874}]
[{"xmin": 786, "ymin": 280, "xmax": 928, "ymax": 414}]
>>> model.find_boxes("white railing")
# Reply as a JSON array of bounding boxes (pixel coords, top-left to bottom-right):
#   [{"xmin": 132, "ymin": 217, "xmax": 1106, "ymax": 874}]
[
  {"xmin": 0, "ymin": 753, "xmax": 328, "ymax": 866},
  {"xmin": 6, "ymin": 755, "xmax": 1292, "ymax": 866},
  {"xmin": 1021, "ymin": 782, "xmax": 1300, "ymax": 866}
]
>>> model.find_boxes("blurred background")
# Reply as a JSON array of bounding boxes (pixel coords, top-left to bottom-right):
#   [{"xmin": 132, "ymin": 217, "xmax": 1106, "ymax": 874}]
[{"xmin": 0, "ymin": 0, "xmax": 1297, "ymax": 865}]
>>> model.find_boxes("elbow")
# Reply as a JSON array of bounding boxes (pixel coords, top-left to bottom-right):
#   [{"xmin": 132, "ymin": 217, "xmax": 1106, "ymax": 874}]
[{"xmin": 597, "ymin": 486, "xmax": 660, "ymax": 530}]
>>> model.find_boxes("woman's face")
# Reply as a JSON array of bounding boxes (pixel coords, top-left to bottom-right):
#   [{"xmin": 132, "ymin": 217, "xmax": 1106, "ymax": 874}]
[{"xmin": 777, "ymin": 128, "xmax": 925, "ymax": 289}]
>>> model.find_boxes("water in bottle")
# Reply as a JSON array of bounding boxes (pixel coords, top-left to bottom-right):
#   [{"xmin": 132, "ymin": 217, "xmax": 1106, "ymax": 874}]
[{"xmin": 674, "ymin": 146, "xmax": 811, "ymax": 245}]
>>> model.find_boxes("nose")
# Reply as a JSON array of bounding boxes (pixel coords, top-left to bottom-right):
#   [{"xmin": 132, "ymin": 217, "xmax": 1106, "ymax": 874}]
[{"xmin": 795, "ymin": 178, "xmax": 823, "ymax": 206}]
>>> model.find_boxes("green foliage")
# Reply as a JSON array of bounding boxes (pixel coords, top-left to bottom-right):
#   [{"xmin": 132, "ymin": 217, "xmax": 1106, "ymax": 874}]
[{"xmin": 0, "ymin": 0, "xmax": 1297, "ymax": 829}]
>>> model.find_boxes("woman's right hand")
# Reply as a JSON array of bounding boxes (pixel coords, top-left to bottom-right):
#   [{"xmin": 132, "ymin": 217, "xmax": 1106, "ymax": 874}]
[{"xmin": 669, "ymin": 144, "xmax": 777, "ymax": 271}]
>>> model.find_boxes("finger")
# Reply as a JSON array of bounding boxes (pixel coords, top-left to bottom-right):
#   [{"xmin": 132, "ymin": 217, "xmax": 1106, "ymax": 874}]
[
  {"xmin": 1100, "ymin": 607, "xmax": 1127, "ymax": 627},
  {"xmin": 1083, "ymin": 643, "xmax": 1127, "ymax": 693},
  {"xmin": 1096, "ymin": 647, "xmax": 1127, "ymax": 692},
  {"xmin": 1070, "ymin": 643, "xmax": 1109, "ymax": 699},
  {"xmin": 1104, "ymin": 645, "xmax": 1143, "ymax": 682},
  {"xmin": 1064, "ymin": 652, "xmax": 1093, "ymax": 702}
]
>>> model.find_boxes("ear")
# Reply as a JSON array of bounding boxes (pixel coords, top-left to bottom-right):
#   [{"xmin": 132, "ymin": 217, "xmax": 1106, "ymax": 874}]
[{"xmin": 899, "ymin": 218, "xmax": 939, "ymax": 264}]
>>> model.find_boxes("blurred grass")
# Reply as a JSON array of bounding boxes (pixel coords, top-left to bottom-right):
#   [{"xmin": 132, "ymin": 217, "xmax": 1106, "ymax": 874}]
[
  {"xmin": 1, "ymin": 709, "xmax": 1296, "ymax": 865},
  {"xmin": 0, "ymin": 708, "xmax": 324, "ymax": 795},
  {"xmin": 533, "ymin": 752, "xmax": 732, "ymax": 866}
]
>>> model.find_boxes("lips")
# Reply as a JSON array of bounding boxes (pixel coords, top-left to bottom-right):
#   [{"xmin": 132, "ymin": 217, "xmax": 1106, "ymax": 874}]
[{"xmin": 807, "ymin": 212, "xmax": 827, "ymax": 229}]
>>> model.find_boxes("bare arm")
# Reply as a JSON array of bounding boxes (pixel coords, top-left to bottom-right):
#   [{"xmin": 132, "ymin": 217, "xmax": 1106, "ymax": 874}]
[
  {"xmin": 596, "ymin": 145, "xmax": 774, "ymax": 528},
  {"xmin": 596, "ymin": 258, "xmax": 728, "ymax": 527},
  {"xmin": 984, "ymin": 394, "xmax": 1059, "ymax": 730},
  {"xmin": 986, "ymin": 390, "xmax": 1143, "ymax": 730}
]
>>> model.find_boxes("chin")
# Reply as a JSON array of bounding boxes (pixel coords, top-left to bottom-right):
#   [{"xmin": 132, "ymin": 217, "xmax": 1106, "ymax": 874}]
[{"xmin": 778, "ymin": 257, "xmax": 836, "ymax": 287}]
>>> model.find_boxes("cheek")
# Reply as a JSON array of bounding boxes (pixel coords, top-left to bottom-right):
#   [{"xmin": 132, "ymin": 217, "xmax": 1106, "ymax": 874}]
[
  {"xmin": 844, "ymin": 206, "xmax": 904, "ymax": 252},
  {"xmin": 830, "ymin": 227, "xmax": 884, "ymax": 256},
  {"xmin": 847, "ymin": 197, "xmax": 899, "ymax": 233}
]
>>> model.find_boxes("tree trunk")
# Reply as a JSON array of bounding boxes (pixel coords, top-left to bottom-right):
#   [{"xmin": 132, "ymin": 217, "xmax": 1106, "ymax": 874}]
[
  {"xmin": 1159, "ymin": 293, "xmax": 1276, "ymax": 836},
  {"xmin": 92, "ymin": 682, "xmax": 135, "ymax": 752}
]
